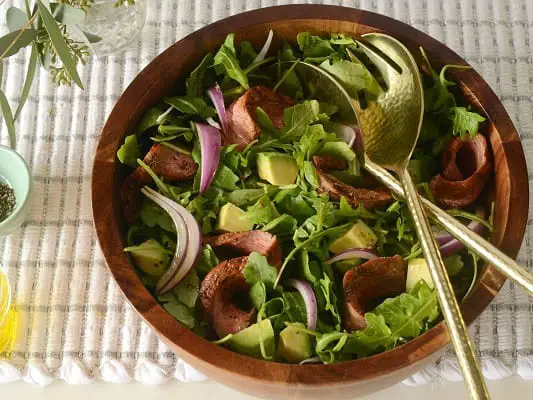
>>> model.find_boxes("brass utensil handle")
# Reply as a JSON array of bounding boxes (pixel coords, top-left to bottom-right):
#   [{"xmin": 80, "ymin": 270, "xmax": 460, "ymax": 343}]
[
  {"xmin": 365, "ymin": 158, "xmax": 533, "ymax": 295},
  {"xmin": 400, "ymin": 169, "xmax": 489, "ymax": 400}
]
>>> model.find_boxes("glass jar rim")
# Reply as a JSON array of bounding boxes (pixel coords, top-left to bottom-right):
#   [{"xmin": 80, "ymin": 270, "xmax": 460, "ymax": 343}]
[{"xmin": 0, "ymin": 268, "xmax": 11, "ymax": 326}]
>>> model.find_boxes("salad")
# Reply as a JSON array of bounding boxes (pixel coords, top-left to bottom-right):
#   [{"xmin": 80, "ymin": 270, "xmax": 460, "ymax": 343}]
[{"xmin": 117, "ymin": 30, "xmax": 493, "ymax": 364}]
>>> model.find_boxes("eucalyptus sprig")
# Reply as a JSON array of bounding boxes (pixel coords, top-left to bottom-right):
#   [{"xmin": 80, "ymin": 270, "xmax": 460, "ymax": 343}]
[{"xmin": 0, "ymin": 0, "xmax": 135, "ymax": 148}]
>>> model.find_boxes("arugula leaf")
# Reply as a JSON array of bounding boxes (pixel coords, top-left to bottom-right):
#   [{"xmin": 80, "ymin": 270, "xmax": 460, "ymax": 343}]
[
  {"xmin": 245, "ymin": 195, "xmax": 280, "ymax": 225},
  {"xmin": 163, "ymin": 302, "xmax": 196, "ymax": 329},
  {"xmin": 164, "ymin": 96, "xmax": 216, "ymax": 119},
  {"xmin": 449, "ymin": 106, "xmax": 485, "ymax": 139},
  {"xmin": 293, "ymin": 124, "xmax": 336, "ymax": 166},
  {"xmin": 137, "ymin": 107, "xmax": 166, "ymax": 134},
  {"xmin": 173, "ymin": 269, "xmax": 200, "ymax": 308},
  {"xmin": 275, "ymin": 43, "xmax": 304, "ymax": 99},
  {"xmin": 373, "ymin": 281, "xmax": 438, "ymax": 337},
  {"xmin": 319, "ymin": 59, "xmax": 381, "ymax": 98},
  {"xmin": 274, "ymin": 190, "xmax": 315, "ymax": 222},
  {"xmin": 243, "ymin": 252, "xmax": 278, "ymax": 288},
  {"xmin": 282, "ymin": 100, "xmax": 321, "ymax": 138},
  {"xmin": 258, "ymin": 297, "xmax": 285, "ymax": 322},
  {"xmin": 186, "ymin": 195, "xmax": 220, "ymax": 234},
  {"xmin": 261, "ymin": 214, "xmax": 298, "ymax": 235},
  {"xmin": 318, "ymin": 141, "xmax": 356, "ymax": 163},
  {"xmin": 330, "ymin": 33, "xmax": 356, "ymax": 46},
  {"xmin": 281, "ymin": 291, "xmax": 307, "ymax": 324},
  {"xmin": 220, "ymin": 144, "xmax": 243, "ymax": 172},
  {"xmin": 316, "ymin": 332, "xmax": 349, "ymax": 363},
  {"xmin": 186, "ymin": 53, "xmax": 215, "ymax": 97},
  {"xmin": 139, "ymin": 197, "xmax": 174, "ymax": 232},
  {"xmin": 315, "ymin": 268, "xmax": 341, "ymax": 331},
  {"xmin": 117, "ymin": 134, "xmax": 141, "ymax": 168},
  {"xmin": 214, "ymin": 34, "xmax": 249, "ymax": 89},
  {"xmin": 303, "ymin": 161, "xmax": 319, "ymax": 188},
  {"xmin": 280, "ymin": 41, "xmax": 299, "ymax": 61},
  {"xmin": 297, "ymin": 32, "xmax": 335, "ymax": 59},
  {"xmin": 256, "ymin": 107, "xmax": 280, "ymax": 137},
  {"xmin": 420, "ymin": 48, "xmax": 470, "ymax": 114},
  {"xmin": 408, "ymin": 158, "xmax": 432, "ymax": 184},
  {"xmin": 196, "ymin": 245, "xmax": 219, "ymax": 278},
  {"xmin": 335, "ymin": 197, "xmax": 378, "ymax": 221},
  {"xmin": 250, "ymin": 282, "xmax": 267, "ymax": 309},
  {"xmin": 159, "ymin": 231, "xmax": 176, "ymax": 252},
  {"xmin": 346, "ymin": 280, "xmax": 439, "ymax": 357},
  {"xmin": 239, "ymin": 41, "xmax": 257, "ymax": 68},
  {"xmin": 212, "ymin": 164, "xmax": 240, "ymax": 191},
  {"xmin": 444, "ymin": 254, "xmax": 464, "ymax": 277},
  {"xmin": 228, "ymin": 186, "xmax": 278, "ymax": 208},
  {"xmin": 298, "ymin": 250, "xmax": 322, "ymax": 284}
]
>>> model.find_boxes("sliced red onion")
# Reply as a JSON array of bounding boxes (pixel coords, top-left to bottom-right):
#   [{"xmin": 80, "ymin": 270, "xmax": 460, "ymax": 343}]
[
  {"xmin": 141, "ymin": 187, "xmax": 202, "ymax": 294},
  {"xmin": 207, "ymin": 83, "xmax": 228, "ymax": 133},
  {"xmin": 156, "ymin": 106, "xmax": 173, "ymax": 124},
  {"xmin": 195, "ymin": 122, "xmax": 221, "ymax": 195},
  {"xmin": 299, "ymin": 356, "xmax": 322, "ymax": 365},
  {"xmin": 439, "ymin": 208, "xmax": 486, "ymax": 257},
  {"xmin": 206, "ymin": 117, "xmax": 221, "ymax": 130},
  {"xmin": 353, "ymin": 126, "xmax": 364, "ymax": 155},
  {"xmin": 434, "ymin": 227, "xmax": 454, "ymax": 245},
  {"xmin": 326, "ymin": 248, "xmax": 378, "ymax": 264},
  {"xmin": 252, "ymin": 29, "xmax": 274, "ymax": 65},
  {"xmin": 285, "ymin": 279, "xmax": 317, "ymax": 330}
]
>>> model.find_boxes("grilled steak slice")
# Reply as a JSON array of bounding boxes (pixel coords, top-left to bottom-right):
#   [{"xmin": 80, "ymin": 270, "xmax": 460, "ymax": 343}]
[
  {"xmin": 203, "ymin": 230, "xmax": 282, "ymax": 268},
  {"xmin": 199, "ymin": 256, "xmax": 256, "ymax": 337},
  {"xmin": 224, "ymin": 86, "xmax": 295, "ymax": 150},
  {"xmin": 316, "ymin": 169, "xmax": 392, "ymax": 209},
  {"xmin": 343, "ymin": 255, "xmax": 407, "ymax": 331},
  {"xmin": 430, "ymin": 134, "xmax": 492, "ymax": 208}
]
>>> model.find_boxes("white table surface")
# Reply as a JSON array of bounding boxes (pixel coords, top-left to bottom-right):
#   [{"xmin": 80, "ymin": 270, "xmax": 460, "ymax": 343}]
[{"xmin": 1, "ymin": 376, "xmax": 531, "ymax": 399}]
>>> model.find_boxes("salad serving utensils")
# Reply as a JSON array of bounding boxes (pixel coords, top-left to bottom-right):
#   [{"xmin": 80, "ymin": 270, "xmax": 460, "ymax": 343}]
[
  {"xmin": 353, "ymin": 33, "xmax": 489, "ymax": 400},
  {"xmin": 295, "ymin": 33, "xmax": 496, "ymax": 398}
]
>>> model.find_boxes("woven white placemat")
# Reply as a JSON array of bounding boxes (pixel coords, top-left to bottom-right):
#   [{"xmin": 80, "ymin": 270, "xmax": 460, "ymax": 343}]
[{"xmin": 0, "ymin": 0, "xmax": 532, "ymax": 387}]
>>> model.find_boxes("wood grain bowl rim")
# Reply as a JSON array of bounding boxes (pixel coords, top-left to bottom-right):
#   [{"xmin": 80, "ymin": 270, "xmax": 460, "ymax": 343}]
[{"xmin": 92, "ymin": 5, "xmax": 529, "ymax": 387}]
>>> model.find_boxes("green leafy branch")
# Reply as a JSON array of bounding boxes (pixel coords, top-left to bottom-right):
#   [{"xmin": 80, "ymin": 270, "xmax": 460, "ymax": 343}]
[{"xmin": 0, "ymin": 0, "xmax": 136, "ymax": 148}]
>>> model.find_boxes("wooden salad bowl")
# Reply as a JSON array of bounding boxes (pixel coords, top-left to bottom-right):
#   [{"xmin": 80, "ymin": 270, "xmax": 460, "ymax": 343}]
[{"xmin": 92, "ymin": 5, "xmax": 529, "ymax": 399}]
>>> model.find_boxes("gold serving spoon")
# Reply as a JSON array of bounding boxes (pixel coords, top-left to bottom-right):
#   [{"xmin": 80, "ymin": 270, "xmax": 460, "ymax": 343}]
[{"xmin": 295, "ymin": 34, "xmax": 489, "ymax": 399}]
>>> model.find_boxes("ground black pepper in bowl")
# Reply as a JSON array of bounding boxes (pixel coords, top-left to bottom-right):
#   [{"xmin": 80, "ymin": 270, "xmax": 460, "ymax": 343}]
[{"xmin": 0, "ymin": 182, "xmax": 16, "ymax": 222}]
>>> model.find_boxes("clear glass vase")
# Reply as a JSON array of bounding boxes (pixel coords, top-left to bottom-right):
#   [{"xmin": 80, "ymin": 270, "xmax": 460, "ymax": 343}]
[{"xmin": 80, "ymin": 0, "xmax": 147, "ymax": 56}]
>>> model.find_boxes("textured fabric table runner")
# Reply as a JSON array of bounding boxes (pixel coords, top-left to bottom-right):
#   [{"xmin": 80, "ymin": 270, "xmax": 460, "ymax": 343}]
[{"xmin": 0, "ymin": 0, "xmax": 532, "ymax": 387}]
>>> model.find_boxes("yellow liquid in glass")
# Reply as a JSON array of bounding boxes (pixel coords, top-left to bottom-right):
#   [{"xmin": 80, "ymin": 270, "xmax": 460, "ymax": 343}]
[{"xmin": 0, "ymin": 269, "xmax": 17, "ymax": 356}]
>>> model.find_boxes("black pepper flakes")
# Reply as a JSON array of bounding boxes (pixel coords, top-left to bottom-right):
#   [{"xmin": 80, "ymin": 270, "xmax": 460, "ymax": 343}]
[{"xmin": 0, "ymin": 182, "xmax": 16, "ymax": 222}]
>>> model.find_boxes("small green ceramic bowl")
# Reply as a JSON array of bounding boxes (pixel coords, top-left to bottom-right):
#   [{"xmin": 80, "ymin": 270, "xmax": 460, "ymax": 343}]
[{"xmin": 0, "ymin": 145, "xmax": 32, "ymax": 237}]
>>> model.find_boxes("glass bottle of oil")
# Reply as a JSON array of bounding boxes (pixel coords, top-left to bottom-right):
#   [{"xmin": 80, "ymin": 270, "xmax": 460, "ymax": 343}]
[{"xmin": 0, "ymin": 268, "xmax": 17, "ymax": 356}]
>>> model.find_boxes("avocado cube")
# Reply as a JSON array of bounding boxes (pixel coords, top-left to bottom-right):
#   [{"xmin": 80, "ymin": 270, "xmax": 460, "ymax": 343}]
[
  {"xmin": 406, "ymin": 258, "xmax": 434, "ymax": 291},
  {"xmin": 217, "ymin": 203, "xmax": 253, "ymax": 232},
  {"xmin": 256, "ymin": 152, "xmax": 298, "ymax": 186},
  {"xmin": 227, "ymin": 319, "xmax": 275, "ymax": 359},
  {"xmin": 277, "ymin": 323, "xmax": 314, "ymax": 363},
  {"xmin": 129, "ymin": 239, "xmax": 170, "ymax": 277},
  {"xmin": 329, "ymin": 220, "xmax": 377, "ymax": 254}
]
